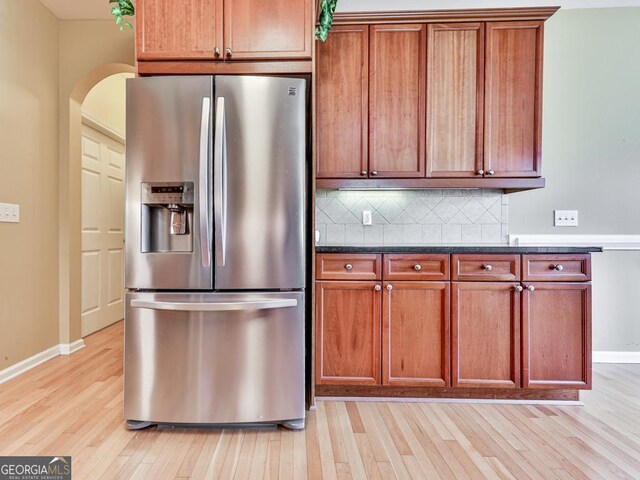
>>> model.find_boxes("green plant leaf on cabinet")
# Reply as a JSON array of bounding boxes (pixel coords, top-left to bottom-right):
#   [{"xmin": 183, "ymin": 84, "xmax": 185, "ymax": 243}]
[
  {"xmin": 110, "ymin": 0, "xmax": 135, "ymax": 31},
  {"xmin": 316, "ymin": 0, "xmax": 338, "ymax": 42}
]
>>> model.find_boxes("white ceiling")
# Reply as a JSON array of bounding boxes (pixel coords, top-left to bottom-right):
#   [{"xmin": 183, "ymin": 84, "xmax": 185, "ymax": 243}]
[
  {"xmin": 38, "ymin": 0, "xmax": 116, "ymax": 20},
  {"xmin": 38, "ymin": 0, "xmax": 640, "ymax": 20}
]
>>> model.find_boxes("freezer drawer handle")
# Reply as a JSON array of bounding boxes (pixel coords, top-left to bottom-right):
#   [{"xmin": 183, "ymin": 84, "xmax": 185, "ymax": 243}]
[
  {"xmin": 199, "ymin": 97, "xmax": 212, "ymax": 268},
  {"xmin": 130, "ymin": 298, "xmax": 298, "ymax": 312}
]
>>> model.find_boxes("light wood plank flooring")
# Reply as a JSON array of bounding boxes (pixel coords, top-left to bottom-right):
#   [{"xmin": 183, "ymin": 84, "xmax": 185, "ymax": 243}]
[{"xmin": 1, "ymin": 321, "xmax": 639, "ymax": 479}]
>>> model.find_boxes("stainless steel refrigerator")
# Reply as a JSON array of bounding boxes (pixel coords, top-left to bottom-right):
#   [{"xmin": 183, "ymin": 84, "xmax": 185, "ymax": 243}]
[{"xmin": 124, "ymin": 76, "xmax": 307, "ymax": 430}]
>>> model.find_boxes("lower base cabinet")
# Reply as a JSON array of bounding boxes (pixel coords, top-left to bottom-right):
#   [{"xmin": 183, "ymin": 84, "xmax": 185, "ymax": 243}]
[
  {"xmin": 315, "ymin": 281, "xmax": 381, "ymax": 385},
  {"xmin": 452, "ymin": 282, "xmax": 521, "ymax": 388},
  {"xmin": 314, "ymin": 253, "xmax": 593, "ymax": 399},
  {"xmin": 522, "ymin": 282, "xmax": 592, "ymax": 389},
  {"xmin": 383, "ymin": 281, "xmax": 449, "ymax": 387}
]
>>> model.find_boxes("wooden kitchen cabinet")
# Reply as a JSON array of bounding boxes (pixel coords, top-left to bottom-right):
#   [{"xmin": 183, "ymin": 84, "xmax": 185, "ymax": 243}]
[
  {"xmin": 137, "ymin": 0, "xmax": 224, "ymax": 60},
  {"xmin": 315, "ymin": 281, "xmax": 381, "ymax": 385},
  {"xmin": 369, "ymin": 24, "xmax": 426, "ymax": 178},
  {"xmin": 426, "ymin": 23, "xmax": 484, "ymax": 178},
  {"xmin": 316, "ymin": 26, "xmax": 369, "ymax": 178},
  {"xmin": 522, "ymin": 283, "xmax": 592, "ymax": 389},
  {"xmin": 136, "ymin": 0, "xmax": 312, "ymax": 61},
  {"xmin": 382, "ymin": 282, "xmax": 450, "ymax": 386},
  {"xmin": 484, "ymin": 21, "xmax": 543, "ymax": 177},
  {"xmin": 452, "ymin": 282, "xmax": 521, "ymax": 388}
]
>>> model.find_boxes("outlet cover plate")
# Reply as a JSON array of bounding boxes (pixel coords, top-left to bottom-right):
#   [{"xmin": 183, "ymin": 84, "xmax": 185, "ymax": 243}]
[
  {"xmin": 554, "ymin": 210, "xmax": 578, "ymax": 227},
  {"xmin": 0, "ymin": 203, "xmax": 19, "ymax": 223}
]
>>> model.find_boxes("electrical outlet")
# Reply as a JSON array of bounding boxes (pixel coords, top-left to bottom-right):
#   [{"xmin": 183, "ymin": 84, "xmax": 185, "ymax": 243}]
[
  {"xmin": 362, "ymin": 210, "xmax": 373, "ymax": 226},
  {"xmin": 554, "ymin": 210, "xmax": 578, "ymax": 227},
  {"xmin": 0, "ymin": 203, "xmax": 19, "ymax": 223}
]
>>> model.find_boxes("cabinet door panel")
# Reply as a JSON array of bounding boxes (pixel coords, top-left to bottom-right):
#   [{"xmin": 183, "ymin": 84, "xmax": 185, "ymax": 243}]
[
  {"xmin": 369, "ymin": 24, "xmax": 426, "ymax": 178},
  {"xmin": 316, "ymin": 26, "xmax": 369, "ymax": 178},
  {"xmin": 224, "ymin": 0, "xmax": 312, "ymax": 59},
  {"xmin": 316, "ymin": 281, "xmax": 381, "ymax": 385},
  {"xmin": 522, "ymin": 283, "xmax": 592, "ymax": 389},
  {"xmin": 383, "ymin": 282, "xmax": 450, "ymax": 386},
  {"xmin": 485, "ymin": 21, "xmax": 543, "ymax": 177},
  {"xmin": 452, "ymin": 282, "xmax": 520, "ymax": 388},
  {"xmin": 427, "ymin": 23, "xmax": 484, "ymax": 178},
  {"xmin": 137, "ymin": 0, "xmax": 223, "ymax": 60}
]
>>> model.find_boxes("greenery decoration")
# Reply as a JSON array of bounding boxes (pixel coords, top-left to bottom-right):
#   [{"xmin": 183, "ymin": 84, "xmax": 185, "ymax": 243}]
[
  {"xmin": 110, "ymin": 0, "xmax": 135, "ymax": 31},
  {"xmin": 315, "ymin": 0, "xmax": 338, "ymax": 42}
]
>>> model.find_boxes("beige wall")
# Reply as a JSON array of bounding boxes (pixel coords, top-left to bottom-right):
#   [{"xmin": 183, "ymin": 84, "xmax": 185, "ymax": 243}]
[
  {"xmin": 0, "ymin": 0, "xmax": 60, "ymax": 370},
  {"xmin": 82, "ymin": 73, "xmax": 132, "ymax": 135},
  {"xmin": 58, "ymin": 21, "xmax": 134, "ymax": 346},
  {"xmin": 509, "ymin": 8, "xmax": 640, "ymax": 352}
]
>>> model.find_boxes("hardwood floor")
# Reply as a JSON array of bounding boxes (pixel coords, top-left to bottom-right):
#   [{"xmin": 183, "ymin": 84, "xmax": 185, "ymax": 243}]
[{"xmin": 1, "ymin": 321, "xmax": 639, "ymax": 479}]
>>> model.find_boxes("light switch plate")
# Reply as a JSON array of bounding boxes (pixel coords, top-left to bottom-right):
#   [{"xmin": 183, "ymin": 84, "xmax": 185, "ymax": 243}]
[
  {"xmin": 362, "ymin": 210, "xmax": 373, "ymax": 226},
  {"xmin": 0, "ymin": 203, "xmax": 19, "ymax": 223},
  {"xmin": 554, "ymin": 210, "xmax": 578, "ymax": 227}
]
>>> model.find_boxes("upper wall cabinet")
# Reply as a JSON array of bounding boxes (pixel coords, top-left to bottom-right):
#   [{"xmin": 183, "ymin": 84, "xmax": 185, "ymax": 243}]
[
  {"xmin": 316, "ymin": 26, "xmax": 369, "ymax": 178},
  {"xmin": 136, "ymin": 0, "xmax": 312, "ymax": 61},
  {"xmin": 369, "ymin": 24, "xmax": 426, "ymax": 178},
  {"xmin": 484, "ymin": 21, "xmax": 543, "ymax": 177},
  {"xmin": 315, "ymin": 8, "xmax": 556, "ymax": 191}
]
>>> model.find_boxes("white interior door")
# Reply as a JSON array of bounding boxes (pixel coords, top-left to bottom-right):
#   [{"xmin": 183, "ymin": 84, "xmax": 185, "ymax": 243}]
[{"xmin": 81, "ymin": 122, "xmax": 125, "ymax": 337}]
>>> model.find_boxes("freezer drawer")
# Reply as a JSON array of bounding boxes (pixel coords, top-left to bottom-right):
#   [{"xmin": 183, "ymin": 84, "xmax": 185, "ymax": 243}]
[{"xmin": 124, "ymin": 291, "xmax": 305, "ymax": 428}]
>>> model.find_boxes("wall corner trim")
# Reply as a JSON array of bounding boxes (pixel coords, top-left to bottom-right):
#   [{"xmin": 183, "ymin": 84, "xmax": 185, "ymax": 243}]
[
  {"xmin": 0, "ymin": 340, "xmax": 86, "ymax": 385},
  {"xmin": 593, "ymin": 351, "xmax": 640, "ymax": 364},
  {"xmin": 509, "ymin": 234, "xmax": 640, "ymax": 251}
]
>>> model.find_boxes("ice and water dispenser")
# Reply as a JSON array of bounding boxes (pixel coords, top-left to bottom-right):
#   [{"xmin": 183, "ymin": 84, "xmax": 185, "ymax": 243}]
[{"xmin": 140, "ymin": 182, "xmax": 195, "ymax": 253}]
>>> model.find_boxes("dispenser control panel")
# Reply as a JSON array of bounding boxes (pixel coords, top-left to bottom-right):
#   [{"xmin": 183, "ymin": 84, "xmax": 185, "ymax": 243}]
[{"xmin": 142, "ymin": 182, "xmax": 194, "ymax": 205}]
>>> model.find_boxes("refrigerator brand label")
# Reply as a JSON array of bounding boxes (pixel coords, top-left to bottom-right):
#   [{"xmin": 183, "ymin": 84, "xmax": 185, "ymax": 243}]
[{"xmin": 288, "ymin": 87, "xmax": 297, "ymax": 96}]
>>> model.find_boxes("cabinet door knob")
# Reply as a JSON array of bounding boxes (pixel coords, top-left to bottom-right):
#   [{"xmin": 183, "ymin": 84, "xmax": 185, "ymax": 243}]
[
  {"xmin": 515, "ymin": 285, "xmax": 524, "ymax": 292},
  {"xmin": 527, "ymin": 285, "xmax": 535, "ymax": 292},
  {"xmin": 487, "ymin": 169, "xmax": 495, "ymax": 176},
  {"xmin": 483, "ymin": 264, "xmax": 493, "ymax": 271},
  {"xmin": 371, "ymin": 170, "xmax": 378, "ymax": 176},
  {"xmin": 476, "ymin": 169, "xmax": 484, "ymax": 176},
  {"xmin": 214, "ymin": 47, "xmax": 221, "ymax": 56},
  {"xmin": 375, "ymin": 285, "xmax": 381, "ymax": 292},
  {"xmin": 360, "ymin": 170, "xmax": 367, "ymax": 176},
  {"xmin": 225, "ymin": 47, "xmax": 232, "ymax": 57},
  {"xmin": 387, "ymin": 284, "xmax": 393, "ymax": 291},
  {"xmin": 414, "ymin": 264, "xmax": 422, "ymax": 271},
  {"xmin": 345, "ymin": 264, "xmax": 353, "ymax": 270},
  {"xmin": 554, "ymin": 264, "xmax": 564, "ymax": 271}
]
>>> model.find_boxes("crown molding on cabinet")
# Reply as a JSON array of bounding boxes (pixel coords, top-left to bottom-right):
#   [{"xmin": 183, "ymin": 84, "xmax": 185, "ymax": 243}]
[{"xmin": 330, "ymin": 7, "xmax": 560, "ymax": 25}]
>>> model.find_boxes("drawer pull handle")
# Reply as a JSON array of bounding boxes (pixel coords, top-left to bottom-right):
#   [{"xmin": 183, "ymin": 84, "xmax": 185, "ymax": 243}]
[
  {"xmin": 554, "ymin": 264, "xmax": 564, "ymax": 271},
  {"xmin": 527, "ymin": 285, "xmax": 535, "ymax": 292},
  {"xmin": 483, "ymin": 264, "xmax": 493, "ymax": 271},
  {"xmin": 414, "ymin": 264, "xmax": 422, "ymax": 271},
  {"xmin": 515, "ymin": 285, "xmax": 524, "ymax": 292},
  {"xmin": 345, "ymin": 264, "xmax": 353, "ymax": 270},
  {"xmin": 387, "ymin": 284, "xmax": 393, "ymax": 291},
  {"xmin": 375, "ymin": 285, "xmax": 381, "ymax": 292}
]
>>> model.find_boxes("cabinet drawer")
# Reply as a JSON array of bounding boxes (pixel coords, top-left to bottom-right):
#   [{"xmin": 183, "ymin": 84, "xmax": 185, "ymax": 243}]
[
  {"xmin": 316, "ymin": 254, "xmax": 382, "ymax": 280},
  {"xmin": 383, "ymin": 254, "xmax": 449, "ymax": 281},
  {"xmin": 452, "ymin": 254, "xmax": 521, "ymax": 281},
  {"xmin": 522, "ymin": 255, "xmax": 591, "ymax": 282}
]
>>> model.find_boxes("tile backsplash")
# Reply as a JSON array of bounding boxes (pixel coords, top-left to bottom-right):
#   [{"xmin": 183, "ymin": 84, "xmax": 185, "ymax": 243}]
[{"xmin": 315, "ymin": 189, "xmax": 509, "ymax": 246}]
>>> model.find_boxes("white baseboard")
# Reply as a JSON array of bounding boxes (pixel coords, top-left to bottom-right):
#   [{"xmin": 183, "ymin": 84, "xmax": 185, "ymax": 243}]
[
  {"xmin": 593, "ymin": 351, "xmax": 640, "ymax": 363},
  {"xmin": 0, "ymin": 340, "xmax": 86, "ymax": 385},
  {"xmin": 509, "ymin": 234, "xmax": 640, "ymax": 251}
]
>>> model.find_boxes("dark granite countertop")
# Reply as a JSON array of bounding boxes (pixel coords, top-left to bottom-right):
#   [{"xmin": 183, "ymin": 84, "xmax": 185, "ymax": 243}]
[{"xmin": 315, "ymin": 245, "xmax": 603, "ymax": 254}]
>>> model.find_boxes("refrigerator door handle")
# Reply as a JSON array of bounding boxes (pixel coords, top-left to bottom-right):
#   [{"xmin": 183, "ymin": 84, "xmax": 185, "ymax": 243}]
[
  {"xmin": 214, "ymin": 97, "xmax": 228, "ymax": 267},
  {"xmin": 130, "ymin": 298, "xmax": 298, "ymax": 312},
  {"xmin": 199, "ymin": 97, "xmax": 212, "ymax": 268}
]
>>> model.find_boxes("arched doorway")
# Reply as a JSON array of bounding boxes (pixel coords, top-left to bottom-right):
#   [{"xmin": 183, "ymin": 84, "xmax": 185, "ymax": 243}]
[
  {"xmin": 59, "ymin": 63, "xmax": 135, "ymax": 346},
  {"xmin": 80, "ymin": 72, "xmax": 134, "ymax": 337}
]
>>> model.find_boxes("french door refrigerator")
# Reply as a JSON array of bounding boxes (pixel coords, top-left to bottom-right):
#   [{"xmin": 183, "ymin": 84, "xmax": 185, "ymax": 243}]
[{"xmin": 124, "ymin": 75, "xmax": 307, "ymax": 430}]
